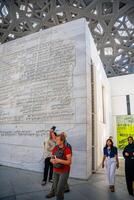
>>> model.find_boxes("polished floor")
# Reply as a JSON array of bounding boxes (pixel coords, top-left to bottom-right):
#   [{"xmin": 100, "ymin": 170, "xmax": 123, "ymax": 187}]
[{"xmin": 0, "ymin": 159, "xmax": 133, "ymax": 200}]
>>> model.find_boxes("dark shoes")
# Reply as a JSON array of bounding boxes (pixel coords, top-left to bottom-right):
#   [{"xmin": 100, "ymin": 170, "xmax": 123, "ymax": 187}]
[
  {"xmin": 46, "ymin": 192, "xmax": 55, "ymax": 198},
  {"xmin": 109, "ymin": 185, "xmax": 115, "ymax": 192},
  {"xmin": 64, "ymin": 189, "xmax": 70, "ymax": 193},
  {"xmin": 41, "ymin": 180, "xmax": 46, "ymax": 185},
  {"xmin": 46, "ymin": 188, "xmax": 70, "ymax": 198},
  {"xmin": 129, "ymin": 193, "xmax": 134, "ymax": 196},
  {"xmin": 41, "ymin": 179, "xmax": 53, "ymax": 185}
]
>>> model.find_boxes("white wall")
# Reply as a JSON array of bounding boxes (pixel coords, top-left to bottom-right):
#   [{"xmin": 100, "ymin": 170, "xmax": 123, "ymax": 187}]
[
  {"xmin": 87, "ymin": 27, "xmax": 112, "ymax": 168},
  {"xmin": 109, "ymin": 74, "xmax": 134, "ymax": 144},
  {"xmin": 0, "ymin": 18, "xmax": 111, "ymax": 179}
]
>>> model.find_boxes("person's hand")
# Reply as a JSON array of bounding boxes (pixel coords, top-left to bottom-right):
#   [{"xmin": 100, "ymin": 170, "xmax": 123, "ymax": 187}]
[
  {"xmin": 51, "ymin": 159, "xmax": 57, "ymax": 164},
  {"xmin": 102, "ymin": 163, "xmax": 104, "ymax": 168},
  {"xmin": 54, "ymin": 156, "xmax": 60, "ymax": 164},
  {"xmin": 52, "ymin": 160, "xmax": 57, "ymax": 164},
  {"xmin": 50, "ymin": 156, "xmax": 56, "ymax": 164},
  {"xmin": 125, "ymin": 152, "xmax": 129, "ymax": 156},
  {"xmin": 50, "ymin": 158, "xmax": 54, "ymax": 164},
  {"xmin": 116, "ymin": 162, "xmax": 119, "ymax": 169},
  {"xmin": 51, "ymin": 156, "xmax": 60, "ymax": 164}
]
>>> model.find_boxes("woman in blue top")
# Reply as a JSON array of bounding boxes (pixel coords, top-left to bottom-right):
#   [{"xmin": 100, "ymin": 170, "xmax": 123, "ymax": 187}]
[{"xmin": 102, "ymin": 139, "xmax": 119, "ymax": 192}]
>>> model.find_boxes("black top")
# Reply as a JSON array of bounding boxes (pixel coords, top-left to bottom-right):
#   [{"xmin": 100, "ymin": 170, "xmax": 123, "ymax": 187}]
[{"xmin": 123, "ymin": 143, "xmax": 134, "ymax": 159}]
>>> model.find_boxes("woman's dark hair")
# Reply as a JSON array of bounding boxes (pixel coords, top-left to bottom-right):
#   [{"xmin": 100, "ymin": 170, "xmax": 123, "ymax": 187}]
[
  {"xmin": 54, "ymin": 132, "xmax": 57, "ymax": 136},
  {"xmin": 51, "ymin": 126, "xmax": 56, "ymax": 131},
  {"xmin": 128, "ymin": 136, "xmax": 134, "ymax": 142},
  {"xmin": 105, "ymin": 139, "xmax": 113, "ymax": 148},
  {"xmin": 50, "ymin": 131, "xmax": 57, "ymax": 139}
]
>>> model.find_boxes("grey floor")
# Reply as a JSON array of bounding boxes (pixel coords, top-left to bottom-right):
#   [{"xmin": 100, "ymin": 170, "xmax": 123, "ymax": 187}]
[{"xmin": 0, "ymin": 159, "xmax": 134, "ymax": 200}]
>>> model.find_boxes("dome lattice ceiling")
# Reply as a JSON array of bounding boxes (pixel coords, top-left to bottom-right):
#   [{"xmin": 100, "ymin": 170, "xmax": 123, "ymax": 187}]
[{"xmin": 0, "ymin": 0, "xmax": 134, "ymax": 77}]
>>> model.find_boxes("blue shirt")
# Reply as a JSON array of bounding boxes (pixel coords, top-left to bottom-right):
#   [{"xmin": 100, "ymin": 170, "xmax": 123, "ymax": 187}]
[{"xmin": 103, "ymin": 146, "xmax": 118, "ymax": 158}]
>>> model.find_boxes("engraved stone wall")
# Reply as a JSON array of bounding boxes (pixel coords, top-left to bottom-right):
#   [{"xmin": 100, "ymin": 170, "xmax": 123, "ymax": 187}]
[{"xmin": 0, "ymin": 18, "xmax": 110, "ymax": 179}]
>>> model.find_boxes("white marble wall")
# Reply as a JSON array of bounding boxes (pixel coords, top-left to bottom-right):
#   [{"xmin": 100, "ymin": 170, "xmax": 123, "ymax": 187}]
[
  {"xmin": 109, "ymin": 74, "xmax": 134, "ymax": 145},
  {"xmin": 85, "ymin": 23, "xmax": 111, "ymax": 170},
  {"xmin": 0, "ymin": 18, "xmax": 111, "ymax": 179}
]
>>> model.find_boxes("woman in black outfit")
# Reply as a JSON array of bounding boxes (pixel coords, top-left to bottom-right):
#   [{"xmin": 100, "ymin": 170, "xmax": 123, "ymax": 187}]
[{"xmin": 123, "ymin": 136, "xmax": 134, "ymax": 196}]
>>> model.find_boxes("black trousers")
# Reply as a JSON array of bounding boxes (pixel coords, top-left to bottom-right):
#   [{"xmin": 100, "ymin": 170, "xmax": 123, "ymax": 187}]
[
  {"xmin": 43, "ymin": 157, "xmax": 53, "ymax": 181},
  {"xmin": 125, "ymin": 159, "xmax": 134, "ymax": 195}
]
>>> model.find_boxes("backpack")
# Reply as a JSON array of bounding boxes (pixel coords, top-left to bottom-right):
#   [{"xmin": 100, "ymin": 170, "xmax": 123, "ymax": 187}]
[
  {"xmin": 53, "ymin": 146, "xmax": 66, "ymax": 168},
  {"xmin": 66, "ymin": 142, "xmax": 72, "ymax": 154}
]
